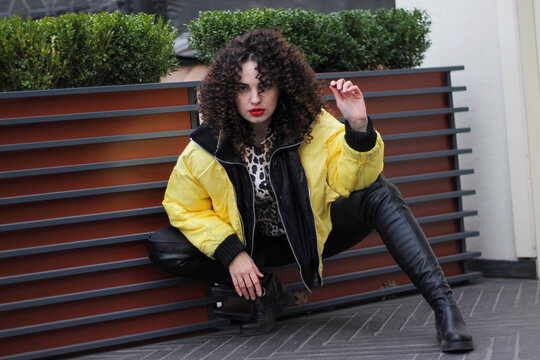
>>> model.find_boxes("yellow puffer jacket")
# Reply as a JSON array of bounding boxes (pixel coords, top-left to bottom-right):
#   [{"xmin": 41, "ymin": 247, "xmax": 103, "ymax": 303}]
[{"xmin": 163, "ymin": 109, "xmax": 384, "ymax": 288}]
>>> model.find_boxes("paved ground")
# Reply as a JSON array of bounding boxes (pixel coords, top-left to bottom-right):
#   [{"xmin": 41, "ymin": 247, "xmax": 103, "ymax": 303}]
[{"xmin": 68, "ymin": 277, "xmax": 540, "ymax": 360}]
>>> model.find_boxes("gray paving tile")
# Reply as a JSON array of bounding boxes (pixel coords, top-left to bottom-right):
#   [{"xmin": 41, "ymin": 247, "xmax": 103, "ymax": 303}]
[{"xmin": 66, "ymin": 278, "xmax": 540, "ymax": 360}]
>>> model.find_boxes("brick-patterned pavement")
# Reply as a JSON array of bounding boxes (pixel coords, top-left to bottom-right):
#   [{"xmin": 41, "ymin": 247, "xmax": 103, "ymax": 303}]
[{"xmin": 67, "ymin": 277, "xmax": 540, "ymax": 360}]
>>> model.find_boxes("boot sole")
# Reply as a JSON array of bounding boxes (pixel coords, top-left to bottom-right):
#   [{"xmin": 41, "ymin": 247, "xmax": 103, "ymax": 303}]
[
  {"xmin": 440, "ymin": 339, "xmax": 474, "ymax": 352},
  {"xmin": 238, "ymin": 323, "xmax": 274, "ymax": 336}
]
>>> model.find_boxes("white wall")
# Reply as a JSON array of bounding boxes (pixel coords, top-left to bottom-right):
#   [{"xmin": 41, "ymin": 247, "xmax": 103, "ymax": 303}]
[{"xmin": 395, "ymin": 0, "xmax": 520, "ymax": 260}]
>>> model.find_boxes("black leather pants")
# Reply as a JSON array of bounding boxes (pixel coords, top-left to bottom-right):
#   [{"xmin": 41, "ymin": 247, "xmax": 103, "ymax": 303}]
[
  {"xmin": 148, "ymin": 175, "xmax": 453, "ymax": 307},
  {"xmin": 326, "ymin": 174, "xmax": 453, "ymax": 307},
  {"xmin": 147, "ymin": 227, "xmax": 295, "ymax": 284}
]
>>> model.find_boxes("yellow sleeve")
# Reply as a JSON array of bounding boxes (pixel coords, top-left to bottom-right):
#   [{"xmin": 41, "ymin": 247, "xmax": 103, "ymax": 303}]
[
  {"xmin": 323, "ymin": 111, "xmax": 385, "ymax": 196},
  {"xmin": 162, "ymin": 144, "xmax": 238, "ymax": 259}
]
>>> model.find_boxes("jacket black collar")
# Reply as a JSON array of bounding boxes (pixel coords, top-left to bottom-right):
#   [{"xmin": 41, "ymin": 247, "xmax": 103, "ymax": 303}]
[{"xmin": 190, "ymin": 123, "xmax": 304, "ymax": 162}]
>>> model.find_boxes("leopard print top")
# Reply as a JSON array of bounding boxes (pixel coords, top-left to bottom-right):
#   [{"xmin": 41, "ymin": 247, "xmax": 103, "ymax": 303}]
[{"xmin": 243, "ymin": 134, "xmax": 286, "ymax": 237}]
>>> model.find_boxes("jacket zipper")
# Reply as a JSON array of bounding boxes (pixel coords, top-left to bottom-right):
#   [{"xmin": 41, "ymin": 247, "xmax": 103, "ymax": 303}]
[
  {"xmin": 268, "ymin": 140, "xmax": 318, "ymax": 291},
  {"xmin": 194, "ymin": 137, "xmax": 319, "ymax": 288}
]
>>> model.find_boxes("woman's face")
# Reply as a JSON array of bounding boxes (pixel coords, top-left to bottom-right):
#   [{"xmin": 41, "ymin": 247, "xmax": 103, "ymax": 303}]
[{"xmin": 235, "ymin": 60, "xmax": 279, "ymax": 130}]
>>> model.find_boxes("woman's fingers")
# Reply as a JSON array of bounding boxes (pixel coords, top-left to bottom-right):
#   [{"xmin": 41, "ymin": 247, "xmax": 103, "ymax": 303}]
[
  {"xmin": 235, "ymin": 274, "xmax": 258, "ymax": 300},
  {"xmin": 330, "ymin": 78, "xmax": 363, "ymax": 99},
  {"xmin": 330, "ymin": 79, "xmax": 360, "ymax": 95},
  {"xmin": 250, "ymin": 271, "xmax": 263, "ymax": 298},
  {"xmin": 228, "ymin": 251, "xmax": 264, "ymax": 300}
]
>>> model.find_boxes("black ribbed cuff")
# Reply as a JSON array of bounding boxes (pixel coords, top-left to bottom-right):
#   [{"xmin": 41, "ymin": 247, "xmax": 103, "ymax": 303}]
[
  {"xmin": 213, "ymin": 234, "xmax": 247, "ymax": 268},
  {"xmin": 344, "ymin": 116, "xmax": 377, "ymax": 152}
]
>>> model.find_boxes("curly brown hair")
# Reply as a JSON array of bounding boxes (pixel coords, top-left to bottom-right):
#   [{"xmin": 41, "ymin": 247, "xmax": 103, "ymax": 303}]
[{"xmin": 198, "ymin": 29, "xmax": 322, "ymax": 150}]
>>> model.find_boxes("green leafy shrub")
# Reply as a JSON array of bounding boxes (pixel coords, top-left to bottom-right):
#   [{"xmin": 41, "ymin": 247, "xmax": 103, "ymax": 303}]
[
  {"xmin": 339, "ymin": 8, "xmax": 432, "ymax": 70},
  {"xmin": 0, "ymin": 12, "xmax": 178, "ymax": 92},
  {"xmin": 187, "ymin": 8, "xmax": 431, "ymax": 72}
]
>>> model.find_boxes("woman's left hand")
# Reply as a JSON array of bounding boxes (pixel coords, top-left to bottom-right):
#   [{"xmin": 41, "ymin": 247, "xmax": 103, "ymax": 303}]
[{"xmin": 329, "ymin": 79, "xmax": 368, "ymax": 132}]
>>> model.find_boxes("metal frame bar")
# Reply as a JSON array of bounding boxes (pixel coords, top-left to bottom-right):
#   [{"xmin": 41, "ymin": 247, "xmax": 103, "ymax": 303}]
[
  {"xmin": 0, "ymin": 232, "xmax": 153, "ymax": 258},
  {"xmin": 315, "ymin": 66, "xmax": 465, "ymax": 79},
  {"xmin": 382, "ymin": 128, "xmax": 470, "ymax": 141},
  {"xmin": 0, "ymin": 81, "xmax": 202, "ymax": 100},
  {"xmin": 0, "ymin": 156, "xmax": 177, "ymax": 179},
  {"xmin": 0, "ymin": 258, "xmax": 151, "ymax": 285},
  {"xmin": 0, "ymin": 207, "xmax": 165, "ymax": 232},
  {"xmin": 388, "ymin": 169, "xmax": 474, "ymax": 184},
  {"xmin": 0, "ymin": 182, "xmax": 168, "ymax": 205},
  {"xmin": 384, "ymin": 149, "xmax": 472, "ymax": 163},
  {"xmin": 445, "ymin": 71, "xmax": 469, "ymax": 258},
  {"xmin": 0, "ymin": 130, "xmax": 193, "ymax": 152},
  {"xmin": 405, "ymin": 190, "xmax": 476, "ymax": 204},
  {"xmin": 322, "ymin": 86, "xmax": 467, "ymax": 102},
  {"xmin": 368, "ymin": 107, "xmax": 469, "ymax": 120},
  {"xmin": 0, "ymin": 105, "xmax": 197, "ymax": 126}
]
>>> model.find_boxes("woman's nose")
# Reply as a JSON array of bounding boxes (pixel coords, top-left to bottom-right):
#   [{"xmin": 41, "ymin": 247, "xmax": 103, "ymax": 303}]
[{"xmin": 250, "ymin": 90, "xmax": 261, "ymax": 104}]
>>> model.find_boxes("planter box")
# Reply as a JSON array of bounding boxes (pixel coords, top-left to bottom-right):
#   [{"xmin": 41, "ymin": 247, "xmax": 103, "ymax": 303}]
[{"xmin": 0, "ymin": 67, "xmax": 480, "ymax": 359}]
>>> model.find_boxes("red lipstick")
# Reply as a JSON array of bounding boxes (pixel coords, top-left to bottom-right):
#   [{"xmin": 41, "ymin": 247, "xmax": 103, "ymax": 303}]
[{"xmin": 249, "ymin": 108, "xmax": 265, "ymax": 116}]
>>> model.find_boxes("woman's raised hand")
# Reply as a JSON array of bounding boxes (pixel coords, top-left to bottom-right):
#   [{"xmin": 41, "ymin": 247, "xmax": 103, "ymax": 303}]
[
  {"xmin": 329, "ymin": 78, "xmax": 368, "ymax": 132},
  {"xmin": 228, "ymin": 251, "xmax": 264, "ymax": 300}
]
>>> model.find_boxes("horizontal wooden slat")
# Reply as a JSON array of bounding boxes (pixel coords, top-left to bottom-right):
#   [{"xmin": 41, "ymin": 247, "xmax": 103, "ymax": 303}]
[
  {"xmin": 0, "ymin": 319, "xmax": 230, "ymax": 360},
  {"xmin": 0, "ymin": 105, "xmax": 197, "ymax": 126},
  {"xmin": 0, "ymin": 156, "xmax": 177, "ymax": 179},
  {"xmin": 0, "ymin": 258, "xmax": 151, "ymax": 285},
  {"xmin": 385, "ymin": 148, "xmax": 472, "ymax": 162},
  {"xmin": 0, "ymin": 278, "xmax": 189, "ymax": 312}
]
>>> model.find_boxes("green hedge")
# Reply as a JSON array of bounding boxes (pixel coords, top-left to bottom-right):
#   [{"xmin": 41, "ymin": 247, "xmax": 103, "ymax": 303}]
[
  {"xmin": 0, "ymin": 12, "xmax": 178, "ymax": 92},
  {"xmin": 187, "ymin": 8, "xmax": 431, "ymax": 73}
]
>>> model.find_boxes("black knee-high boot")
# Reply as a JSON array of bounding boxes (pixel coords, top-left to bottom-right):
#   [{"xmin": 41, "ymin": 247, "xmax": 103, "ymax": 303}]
[{"xmin": 366, "ymin": 177, "xmax": 474, "ymax": 352}]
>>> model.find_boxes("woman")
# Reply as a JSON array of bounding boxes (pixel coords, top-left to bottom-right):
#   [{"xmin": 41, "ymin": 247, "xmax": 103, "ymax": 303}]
[{"xmin": 148, "ymin": 29, "xmax": 473, "ymax": 352}]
